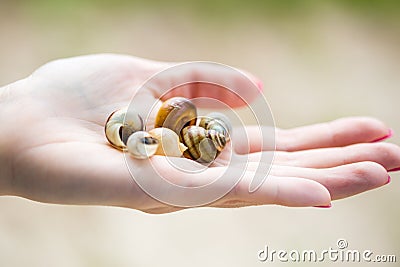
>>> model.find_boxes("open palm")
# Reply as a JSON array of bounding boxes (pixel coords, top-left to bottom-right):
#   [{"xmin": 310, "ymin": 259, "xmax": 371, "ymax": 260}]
[{"xmin": 1, "ymin": 54, "xmax": 399, "ymax": 214}]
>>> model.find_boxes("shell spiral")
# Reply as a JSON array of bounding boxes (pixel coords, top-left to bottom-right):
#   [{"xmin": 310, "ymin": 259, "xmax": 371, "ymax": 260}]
[
  {"xmin": 105, "ymin": 108, "xmax": 144, "ymax": 150},
  {"xmin": 181, "ymin": 126, "xmax": 227, "ymax": 163},
  {"xmin": 198, "ymin": 112, "xmax": 232, "ymax": 142}
]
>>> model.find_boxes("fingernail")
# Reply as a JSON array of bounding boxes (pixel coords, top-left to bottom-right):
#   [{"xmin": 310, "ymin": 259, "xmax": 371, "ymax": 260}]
[
  {"xmin": 314, "ymin": 203, "xmax": 332, "ymax": 208},
  {"xmin": 372, "ymin": 128, "xmax": 394, "ymax": 142},
  {"xmin": 388, "ymin": 167, "xmax": 400, "ymax": 172},
  {"xmin": 385, "ymin": 175, "xmax": 391, "ymax": 185}
]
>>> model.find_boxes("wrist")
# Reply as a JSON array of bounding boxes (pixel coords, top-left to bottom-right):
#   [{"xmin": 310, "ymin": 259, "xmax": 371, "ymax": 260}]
[{"xmin": 0, "ymin": 80, "xmax": 25, "ymax": 195}]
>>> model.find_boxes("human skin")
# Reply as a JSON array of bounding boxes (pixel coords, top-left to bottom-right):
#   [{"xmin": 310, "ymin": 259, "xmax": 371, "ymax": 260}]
[{"xmin": 0, "ymin": 54, "xmax": 399, "ymax": 214}]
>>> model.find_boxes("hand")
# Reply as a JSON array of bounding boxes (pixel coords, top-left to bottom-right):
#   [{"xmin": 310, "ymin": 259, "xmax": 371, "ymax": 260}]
[{"xmin": 0, "ymin": 54, "xmax": 398, "ymax": 214}]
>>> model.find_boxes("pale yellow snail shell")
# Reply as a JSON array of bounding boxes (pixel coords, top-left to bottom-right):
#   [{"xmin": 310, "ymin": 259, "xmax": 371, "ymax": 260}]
[
  {"xmin": 126, "ymin": 131, "xmax": 159, "ymax": 159},
  {"xmin": 105, "ymin": 107, "xmax": 144, "ymax": 150},
  {"xmin": 181, "ymin": 126, "xmax": 227, "ymax": 163},
  {"xmin": 148, "ymin": 127, "xmax": 188, "ymax": 157},
  {"xmin": 154, "ymin": 97, "xmax": 197, "ymax": 136}
]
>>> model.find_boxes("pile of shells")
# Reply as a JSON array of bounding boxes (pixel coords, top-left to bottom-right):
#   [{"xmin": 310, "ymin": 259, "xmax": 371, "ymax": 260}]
[{"xmin": 105, "ymin": 97, "xmax": 232, "ymax": 163}]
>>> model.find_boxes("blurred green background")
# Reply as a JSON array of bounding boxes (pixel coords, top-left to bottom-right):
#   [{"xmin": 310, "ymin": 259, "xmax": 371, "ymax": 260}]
[{"xmin": 0, "ymin": 0, "xmax": 399, "ymax": 266}]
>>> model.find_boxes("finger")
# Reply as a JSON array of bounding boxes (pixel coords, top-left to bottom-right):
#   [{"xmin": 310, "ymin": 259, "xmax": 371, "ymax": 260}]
[
  {"xmin": 245, "ymin": 162, "xmax": 389, "ymax": 200},
  {"xmin": 234, "ymin": 117, "xmax": 391, "ymax": 154},
  {"xmin": 214, "ymin": 175, "xmax": 331, "ymax": 208},
  {"xmin": 232, "ymin": 125, "xmax": 275, "ymax": 154},
  {"xmin": 143, "ymin": 62, "xmax": 263, "ymax": 108},
  {"xmin": 277, "ymin": 117, "xmax": 391, "ymax": 151},
  {"xmin": 271, "ymin": 142, "xmax": 400, "ymax": 170}
]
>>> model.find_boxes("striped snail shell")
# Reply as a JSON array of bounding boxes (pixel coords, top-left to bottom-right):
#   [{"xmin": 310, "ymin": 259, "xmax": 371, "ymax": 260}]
[
  {"xmin": 198, "ymin": 112, "xmax": 232, "ymax": 141},
  {"xmin": 181, "ymin": 126, "xmax": 227, "ymax": 163},
  {"xmin": 126, "ymin": 131, "xmax": 159, "ymax": 159},
  {"xmin": 105, "ymin": 107, "xmax": 144, "ymax": 150},
  {"xmin": 154, "ymin": 97, "xmax": 197, "ymax": 136}
]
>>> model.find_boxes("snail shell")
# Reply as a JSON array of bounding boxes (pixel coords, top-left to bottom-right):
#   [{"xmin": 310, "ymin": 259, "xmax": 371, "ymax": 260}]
[
  {"xmin": 105, "ymin": 108, "xmax": 144, "ymax": 150},
  {"xmin": 198, "ymin": 112, "xmax": 232, "ymax": 141},
  {"xmin": 154, "ymin": 97, "xmax": 197, "ymax": 136},
  {"xmin": 149, "ymin": 127, "xmax": 188, "ymax": 157},
  {"xmin": 181, "ymin": 126, "xmax": 227, "ymax": 163},
  {"xmin": 126, "ymin": 131, "xmax": 159, "ymax": 159}
]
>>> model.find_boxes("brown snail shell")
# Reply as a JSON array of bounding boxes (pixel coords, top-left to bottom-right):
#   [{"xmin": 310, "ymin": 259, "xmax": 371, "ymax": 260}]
[
  {"xmin": 126, "ymin": 131, "xmax": 159, "ymax": 159},
  {"xmin": 198, "ymin": 112, "xmax": 232, "ymax": 141},
  {"xmin": 148, "ymin": 127, "xmax": 188, "ymax": 157},
  {"xmin": 181, "ymin": 126, "xmax": 227, "ymax": 163},
  {"xmin": 154, "ymin": 97, "xmax": 197, "ymax": 136},
  {"xmin": 105, "ymin": 107, "xmax": 144, "ymax": 150}
]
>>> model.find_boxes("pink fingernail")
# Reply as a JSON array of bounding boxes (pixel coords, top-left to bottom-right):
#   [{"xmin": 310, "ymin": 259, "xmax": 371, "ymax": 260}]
[
  {"xmin": 371, "ymin": 128, "xmax": 394, "ymax": 142},
  {"xmin": 314, "ymin": 203, "xmax": 332, "ymax": 208},
  {"xmin": 385, "ymin": 175, "xmax": 391, "ymax": 185},
  {"xmin": 388, "ymin": 167, "xmax": 400, "ymax": 172}
]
